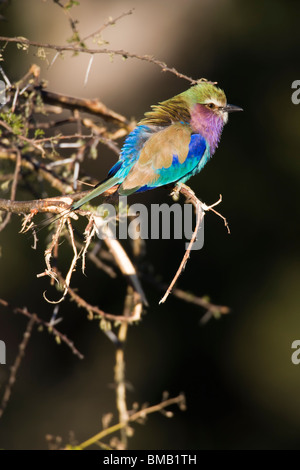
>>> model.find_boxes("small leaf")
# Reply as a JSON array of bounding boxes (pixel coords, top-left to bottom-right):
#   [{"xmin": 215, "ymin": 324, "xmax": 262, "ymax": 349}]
[
  {"xmin": 55, "ymin": 335, "xmax": 61, "ymax": 345},
  {"xmin": 0, "ymin": 179, "xmax": 11, "ymax": 192},
  {"xmin": 34, "ymin": 128, "xmax": 45, "ymax": 139},
  {"xmin": 65, "ymin": 0, "xmax": 80, "ymax": 9},
  {"xmin": 37, "ymin": 47, "xmax": 47, "ymax": 60}
]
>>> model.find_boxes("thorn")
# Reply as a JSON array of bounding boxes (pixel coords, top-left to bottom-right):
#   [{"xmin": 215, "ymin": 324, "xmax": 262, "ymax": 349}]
[{"xmin": 84, "ymin": 55, "xmax": 94, "ymax": 87}]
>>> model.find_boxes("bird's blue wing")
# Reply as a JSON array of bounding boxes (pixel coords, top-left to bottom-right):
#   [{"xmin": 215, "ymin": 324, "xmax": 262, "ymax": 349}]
[
  {"xmin": 119, "ymin": 123, "xmax": 209, "ymax": 194},
  {"xmin": 107, "ymin": 125, "xmax": 156, "ymax": 180},
  {"xmin": 70, "ymin": 123, "xmax": 209, "ymax": 209}
]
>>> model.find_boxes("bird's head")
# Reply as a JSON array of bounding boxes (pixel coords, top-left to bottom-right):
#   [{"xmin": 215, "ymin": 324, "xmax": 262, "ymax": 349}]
[
  {"xmin": 140, "ymin": 80, "xmax": 242, "ymax": 155},
  {"xmin": 184, "ymin": 81, "xmax": 243, "ymax": 125},
  {"xmin": 182, "ymin": 81, "xmax": 242, "ymax": 153}
]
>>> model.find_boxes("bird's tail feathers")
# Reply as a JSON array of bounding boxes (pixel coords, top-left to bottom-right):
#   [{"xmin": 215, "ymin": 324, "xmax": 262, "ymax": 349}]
[
  {"xmin": 32, "ymin": 176, "xmax": 120, "ymax": 235},
  {"xmin": 71, "ymin": 176, "xmax": 120, "ymax": 211}
]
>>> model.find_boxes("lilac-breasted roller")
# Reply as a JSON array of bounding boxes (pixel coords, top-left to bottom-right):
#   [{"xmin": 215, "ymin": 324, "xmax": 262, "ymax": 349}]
[{"xmin": 70, "ymin": 81, "xmax": 242, "ymax": 210}]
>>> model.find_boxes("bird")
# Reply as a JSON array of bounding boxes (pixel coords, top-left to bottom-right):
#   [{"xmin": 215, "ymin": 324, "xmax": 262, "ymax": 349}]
[{"xmin": 66, "ymin": 81, "xmax": 242, "ymax": 213}]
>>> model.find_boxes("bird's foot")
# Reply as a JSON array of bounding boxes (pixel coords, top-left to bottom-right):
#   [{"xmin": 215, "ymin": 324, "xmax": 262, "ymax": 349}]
[{"xmin": 171, "ymin": 183, "xmax": 194, "ymax": 201}]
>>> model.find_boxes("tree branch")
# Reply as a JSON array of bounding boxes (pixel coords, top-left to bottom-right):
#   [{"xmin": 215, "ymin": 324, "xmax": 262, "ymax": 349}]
[
  {"xmin": 76, "ymin": 392, "xmax": 186, "ymax": 450},
  {"xmin": 55, "ymin": 271, "xmax": 141, "ymax": 324},
  {"xmin": 0, "ymin": 194, "xmax": 82, "ymax": 214},
  {"xmin": 0, "ymin": 298, "xmax": 84, "ymax": 360},
  {"xmin": 160, "ymin": 185, "xmax": 230, "ymax": 304},
  {"xmin": 0, "ymin": 314, "xmax": 35, "ymax": 419},
  {"xmin": 0, "ymin": 36, "xmax": 197, "ymax": 84},
  {"xmin": 0, "ymin": 149, "xmax": 21, "ymax": 232},
  {"xmin": 38, "ymin": 89, "xmax": 132, "ymax": 127}
]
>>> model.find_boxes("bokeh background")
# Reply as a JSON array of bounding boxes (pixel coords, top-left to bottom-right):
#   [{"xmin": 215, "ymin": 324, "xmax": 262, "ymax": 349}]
[{"xmin": 0, "ymin": 0, "xmax": 300, "ymax": 450}]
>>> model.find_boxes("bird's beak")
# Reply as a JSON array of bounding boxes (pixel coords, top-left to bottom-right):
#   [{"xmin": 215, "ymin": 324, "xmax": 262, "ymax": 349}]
[{"xmin": 223, "ymin": 104, "xmax": 243, "ymax": 113}]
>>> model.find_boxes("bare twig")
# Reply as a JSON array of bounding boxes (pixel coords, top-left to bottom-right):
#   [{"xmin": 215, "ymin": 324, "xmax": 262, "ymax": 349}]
[
  {"xmin": 0, "ymin": 298, "xmax": 84, "ymax": 359},
  {"xmin": 55, "ymin": 271, "xmax": 140, "ymax": 323},
  {"xmin": 114, "ymin": 287, "xmax": 132, "ymax": 449},
  {"xmin": 113, "ymin": 221, "xmax": 145, "ymax": 448},
  {"xmin": 81, "ymin": 217, "xmax": 97, "ymax": 274},
  {"xmin": 142, "ymin": 274, "xmax": 230, "ymax": 318},
  {"xmin": 53, "ymin": 0, "xmax": 83, "ymax": 49},
  {"xmin": 62, "ymin": 217, "xmax": 78, "ymax": 300},
  {"xmin": 77, "ymin": 393, "xmax": 186, "ymax": 450},
  {"xmin": 37, "ymin": 215, "xmax": 80, "ymax": 303},
  {"xmin": 0, "ymin": 148, "xmax": 21, "ymax": 232},
  {"xmin": 81, "ymin": 9, "xmax": 134, "ymax": 42},
  {"xmin": 0, "ymin": 315, "xmax": 35, "ymax": 419},
  {"xmin": 0, "ymin": 150, "xmax": 74, "ymax": 194},
  {"xmin": 201, "ymin": 194, "xmax": 231, "ymax": 234},
  {"xmin": 0, "ymin": 119, "xmax": 45, "ymax": 156},
  {"xmin": 38, "ymin": 216, "xmax": 67, "ymax": 284},
  {"xmin": 34, "ymin": 132, "xmax": 93, "ymax": 144},
  {"xmin": 160, "ymin": 185, "xmax": 230, "ymax": 304},
  {"xmin": 159, "ymin": 184, "xmax": 204, "ymax": 304},
  {"xmin": 72, "ymin": 236, "xmax": 117, "ymax": 279}
]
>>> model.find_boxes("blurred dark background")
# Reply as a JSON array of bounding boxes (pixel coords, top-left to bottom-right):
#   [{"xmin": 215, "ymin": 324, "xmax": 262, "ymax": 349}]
[{"xmin": 0, "ymin": 0, "xmax": 300, "ymax": 450}]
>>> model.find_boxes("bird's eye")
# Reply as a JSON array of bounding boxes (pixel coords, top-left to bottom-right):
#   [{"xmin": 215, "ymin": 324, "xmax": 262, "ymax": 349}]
[{"xmin": 206, "ymin": 103, "xmax": 215, "ymax": 109}]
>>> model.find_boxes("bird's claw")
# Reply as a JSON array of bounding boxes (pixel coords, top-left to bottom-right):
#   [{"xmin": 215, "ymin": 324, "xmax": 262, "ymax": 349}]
[{"xmin": 171, "ymin": 183, "xmax": 194, "ymax": 201}]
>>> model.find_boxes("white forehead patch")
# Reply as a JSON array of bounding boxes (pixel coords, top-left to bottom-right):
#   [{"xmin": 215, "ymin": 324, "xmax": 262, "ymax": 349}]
[
  {"xmin": 204, "ymin": 97, "xmax": 228, "ymax": 123},
  {"xmin": 204, "ymin": 97, "xmax": 226, "ymax": 108}
]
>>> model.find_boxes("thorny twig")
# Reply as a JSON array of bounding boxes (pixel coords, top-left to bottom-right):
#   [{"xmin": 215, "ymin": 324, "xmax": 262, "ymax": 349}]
[
  {"xmin": 0, "ymin": 298, "xmax": 84, "ymax": 359},
  {"xmin": 0, "ymin": 299, "xmax": 84, "ymax": 418},
  {"xmin": 142, "ymin": 274, "xmax": 230, "ymax": 320},
  {"xmin": 0, "ymin": 36, "xmax": 200, "ymax": 84}
]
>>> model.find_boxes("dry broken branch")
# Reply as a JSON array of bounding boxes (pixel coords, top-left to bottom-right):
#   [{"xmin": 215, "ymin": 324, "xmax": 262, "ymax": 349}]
[{"xmin": 160, "ymin": 185, "xmax": 230, "ymax": 304}]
